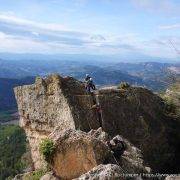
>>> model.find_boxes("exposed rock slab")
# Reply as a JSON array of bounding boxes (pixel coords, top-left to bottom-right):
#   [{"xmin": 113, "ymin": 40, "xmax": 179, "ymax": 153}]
[
  {"xmin": 48, "ymin": 129, "xmax": 111, "ymax": 179},
  {"xmin": 14, "ymin": 74, "xmax": 99, "ymax": 169},
  {"xmin": 74, "ymin": 164, "xmax": 124, "ymax": 180},
  {"xmin": 14, "ymin": 74, "xmax": 180, "ymax": 172},
  {"xmin": 96, "ymin": 88, "xmax": 180, "ymax": 172},
  {"xmin": 117, "ymin": 135, "xmax": 151, "ymax": 174},
  {"xmin": 48, "ymin": 128, "xmax": 149, "ymax": 179}
]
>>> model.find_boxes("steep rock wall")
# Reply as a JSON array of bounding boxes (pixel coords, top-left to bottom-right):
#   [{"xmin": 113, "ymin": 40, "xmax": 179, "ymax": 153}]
[
  {"xmin": 96, "ymin": 88, "xmax": 180, "ymax": 173},
  {"xmin": 14, "ymin": 74, "xmax": 99, "ymax": 169},
  {"xmin": 14, "ymin": 74, "xmax": 180, "ymax": 173}
]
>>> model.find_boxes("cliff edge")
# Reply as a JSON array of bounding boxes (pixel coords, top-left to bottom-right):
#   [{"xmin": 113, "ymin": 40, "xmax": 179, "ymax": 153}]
[{"xmin": 14, "ymin": 74, "xmax": 180, "ymax": 174}]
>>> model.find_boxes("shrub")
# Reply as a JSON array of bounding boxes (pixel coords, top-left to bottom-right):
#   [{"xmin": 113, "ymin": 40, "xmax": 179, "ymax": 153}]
[
  {"xmin": 164, "ymin": 98, "xmax": 177, "ymax": 115},
  {"xmin": 118, "ymin": 82, "xmax": 130, "ymax": 89},
  {"xmin": 39, "ymin": 139, "xmax": 55, "ymax": 162},
  {"xmin": 24, "ymin": 170, "xmax": 46, "ymax": 180},
  {"xmin": 31, "ymin": 170, "xmax": 46, "ymax": 180}
]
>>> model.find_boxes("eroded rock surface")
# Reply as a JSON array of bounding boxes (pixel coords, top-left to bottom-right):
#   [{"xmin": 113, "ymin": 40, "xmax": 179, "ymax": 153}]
[
  {"xmin": 46, "ymin": 128, "xmax": 149, "ymax": 179},
  {"xmin": 48, "ymin": 128, "xmax": 111, "ymax": 179},
  {"xmin": 117, "ymin": 135, "xmax": 150, "ymax": 174},
  {"xmin": 95, "ymin": 88, "xmax": 180, "ymax": 172},
  {"xmin": 13, "ymin": 128, "xmax": 149, "ymax": 180},
  {"xmin": 14, "ymin": 74, "xmax": 99, "ymax": 169},
  {"xmin": 14, "ymin": 74, "xmax": 180, "ymax": 173}
]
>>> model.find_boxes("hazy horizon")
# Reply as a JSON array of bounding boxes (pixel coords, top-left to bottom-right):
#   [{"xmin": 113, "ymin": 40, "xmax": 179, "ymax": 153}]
[{"xmin": 0, "ymin": 52, "xmax": 179, "ymax": 63}]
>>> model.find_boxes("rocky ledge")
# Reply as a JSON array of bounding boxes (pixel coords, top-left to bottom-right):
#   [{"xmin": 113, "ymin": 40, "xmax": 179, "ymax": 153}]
[{"xmin": 14, "ymin": 74, "xmax": 180, "ymax": 179}]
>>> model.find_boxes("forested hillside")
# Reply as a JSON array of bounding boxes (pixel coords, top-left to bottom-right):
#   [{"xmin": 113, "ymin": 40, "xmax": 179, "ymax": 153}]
[{"xmin": 0, "ymin": 125, "xmax": 26, "ymax": 179}]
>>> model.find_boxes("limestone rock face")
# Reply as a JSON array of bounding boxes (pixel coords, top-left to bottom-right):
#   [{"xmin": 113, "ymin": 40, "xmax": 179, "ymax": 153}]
[
  {"xmin": 14, "ymin": 74, "xmax": 99, "ymax": 169},
  {"xmin": 47, "ymin": 128, "xmax": 149, "ymax": 179},
  {"xmin": 117, "ymin": 135, "xmax": 150, "ymax": 174},
  {"xmin": 96, "ymin": 88, "xmax": 180, "ymax": 172},
  {"xmin": 14, "ymin": 74, "xmax": 180, "ymax": 172},
  {"xmin": 14, "ymin": 128, "xmax": 149, "ymax": 180},
  {"xmin": 48, "ymin": 129, "xmax": 111, "ymax": 179}
]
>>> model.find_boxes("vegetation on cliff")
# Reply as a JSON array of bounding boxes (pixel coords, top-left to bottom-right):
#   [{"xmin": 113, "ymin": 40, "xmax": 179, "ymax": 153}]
[
  {"xmin": 39, "ymin": 139, "xmax": 55, "ymax": 162},
  {"xmin": 20, "ymin": 169, "xmax": 47, "ymax": 180},
  {"xmin": 163, "ymin": 81, "xmax": 180, "ymax": 118},
  {"xmin": 117, "ymin": 82, "xmax": 130, "ymax": 89},
  {"xmin": 13, "ymin": 74, "xmax": 180, "ymax": 178}
]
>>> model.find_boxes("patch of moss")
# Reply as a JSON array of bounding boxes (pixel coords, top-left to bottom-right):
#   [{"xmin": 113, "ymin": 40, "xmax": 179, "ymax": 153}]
[{"xmin": 39, "ymin": 139, "xmax": 55, "ymax": 162}]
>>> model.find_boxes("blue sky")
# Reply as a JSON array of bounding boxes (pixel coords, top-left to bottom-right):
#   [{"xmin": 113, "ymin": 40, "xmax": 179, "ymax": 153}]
[{"xmin": 0, "ymin": 0, "xmax": 180, "ymax": 60}]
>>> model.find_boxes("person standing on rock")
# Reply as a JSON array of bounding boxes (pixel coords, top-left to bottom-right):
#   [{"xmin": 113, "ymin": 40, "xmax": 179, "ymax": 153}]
[{"xmin": 84, "ymin": 74, "xmax": 96, "ymax": 93}]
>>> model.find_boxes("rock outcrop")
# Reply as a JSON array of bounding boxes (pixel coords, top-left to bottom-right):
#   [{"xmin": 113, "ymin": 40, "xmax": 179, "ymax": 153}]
[
  {"xmin": 14, "ymin": 74, "xmax": 180, "ymax": 173},
  {"xmin": 47, "ymin": 128, "xmax": 149, "ymax": 179},
  {"xmin": 14, "ymin": 75, "xmax": 99, "ymax": 169},
  {"xmin": 48, "ymin": 129, "xmax": 111, "ymax": 179},
  {"xmin": 13, "ymin": 128, "xmax": 149, "ymax": 180},
  {"xmin": 74, "ymin": 164, "xmax": 124, "ymax": 180}
]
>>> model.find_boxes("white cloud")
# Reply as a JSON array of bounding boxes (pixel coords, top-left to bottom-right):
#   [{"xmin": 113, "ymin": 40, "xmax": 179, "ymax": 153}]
[
  {"xmin": 158, "ymin": 24, "xmax": 180, "ymax": 30},
  {"xmin": 0, "ymin": 32, "xmax": 49, "ymax": 53},
  {"xmin": 0, "ymin": 12, "xmax": 179, "ymax": 58},
  {"xmin": 0, "ymin": 29, "xmax": 178, "ymax": 58},
  {"xmin": 31, "ymin": 31, "xmax": 39, "ymax": 36},
  {"xmin": 0, "ymin": 13, "xmax": 140, "ymax": 52},
  {"xmin": 0, "ymin": 12, "xmax": 88, "ymax": 45},
  {"xmin": 0, "ymin": 13, "xmax": 66, "ymax": 32}
]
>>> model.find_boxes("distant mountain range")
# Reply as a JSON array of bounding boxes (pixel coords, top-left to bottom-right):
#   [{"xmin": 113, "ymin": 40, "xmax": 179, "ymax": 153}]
[
  {"xmin": 0, "ymin": 53, "xmax": 178, "ymax": 63},
  {"xmin": 0, "ymin": 56, "xmax": 179, "ymax": 110},
  {"xmin": 0, "ymin": 77, "xmax": 34, "ymax": 110}
]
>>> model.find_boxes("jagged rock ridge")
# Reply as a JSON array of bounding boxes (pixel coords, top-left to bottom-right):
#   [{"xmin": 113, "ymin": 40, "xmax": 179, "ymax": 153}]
[{"xmin": 14, "ymin": 74, "xmax": 180, "ymax": 175}]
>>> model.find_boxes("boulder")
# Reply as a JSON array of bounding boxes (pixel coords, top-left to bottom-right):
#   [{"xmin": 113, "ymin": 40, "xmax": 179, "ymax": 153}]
[
  {"xmin": 14, "ymin": 74, "xmax": 100, "ymax": 169},
  {"xmin": 118, "ymin": 135, "xmax": 151, "ymax": 174},
  {"xmin": 48, "ymin": 129, "xmax": 111, "ymax": 179},
  {"xmin": 14, "ymin": 74, "xmax": 180, "ymax": 172},
  {"xmin": 74, "ymin": 164, "xmax": 142, "ymax": 180},
  {"xmin": 47, "ymin": 128, "xmax": 150, "ymax": 179},
  {"xmin": 13, "ymin": 129, "xmax": 150, "ymax": 179}
]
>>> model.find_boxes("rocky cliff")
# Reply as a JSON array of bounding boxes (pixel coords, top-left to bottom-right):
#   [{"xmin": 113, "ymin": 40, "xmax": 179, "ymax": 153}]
[
  {"xmin": 97, "ymin": 87, "xmax": 180, "ymax": 173},
  {"xmin": 14, "ymin": 74, "xmax": 180, "ymax": 176},
  {"xmin": 14, "ymin": 75, "xmax": 99, "ymax": 169}
]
